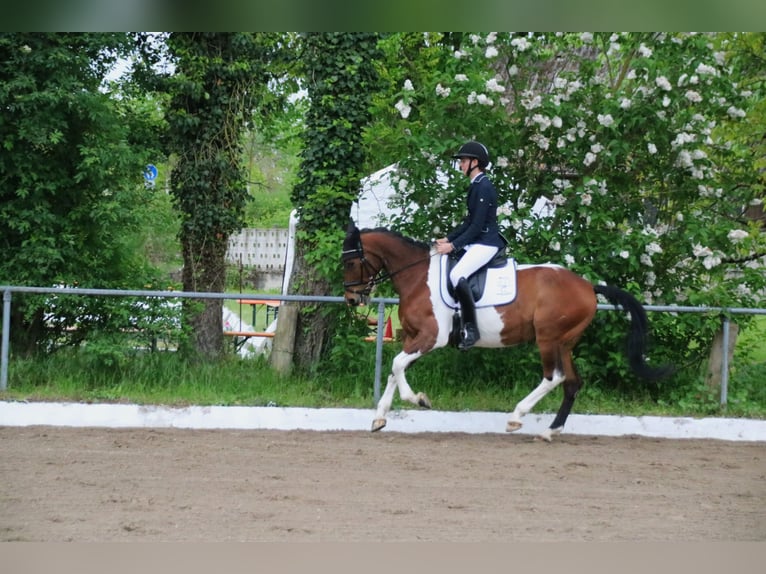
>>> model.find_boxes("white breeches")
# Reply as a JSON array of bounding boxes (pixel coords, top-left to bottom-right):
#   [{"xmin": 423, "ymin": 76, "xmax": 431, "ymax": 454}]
[{"xmin": 449, "ymin": 243, "xmax": 499, "ymax": 287}]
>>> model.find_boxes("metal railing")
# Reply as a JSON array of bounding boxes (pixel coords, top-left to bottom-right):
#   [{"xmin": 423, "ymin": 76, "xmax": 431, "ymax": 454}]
[{"xmin": 2, "ymin": 285, "xmax": 765, "ymax": 405}]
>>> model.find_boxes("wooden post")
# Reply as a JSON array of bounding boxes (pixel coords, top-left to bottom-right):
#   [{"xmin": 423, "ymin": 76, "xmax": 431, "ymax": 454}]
[{"xmin": 270, "ymin": 303, "xmax": 298, "ymax": 375}]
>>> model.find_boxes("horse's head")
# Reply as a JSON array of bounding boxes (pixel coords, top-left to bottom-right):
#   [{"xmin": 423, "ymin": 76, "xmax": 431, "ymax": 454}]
[{"xmin": 342, "ymin": 219, "xmax": 379, "ymax": 306}]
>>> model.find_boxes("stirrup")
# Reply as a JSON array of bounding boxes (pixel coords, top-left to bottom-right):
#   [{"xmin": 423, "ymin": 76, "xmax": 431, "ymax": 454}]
[{"xmin": 458, "ymin": 325, "xmax": 479, "ymax": 351}]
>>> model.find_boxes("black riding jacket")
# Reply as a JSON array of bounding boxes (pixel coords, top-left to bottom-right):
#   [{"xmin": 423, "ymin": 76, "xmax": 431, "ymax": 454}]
[{"xmin": 447, "ymin": 173, "xmax": 504, "ymax": 251}]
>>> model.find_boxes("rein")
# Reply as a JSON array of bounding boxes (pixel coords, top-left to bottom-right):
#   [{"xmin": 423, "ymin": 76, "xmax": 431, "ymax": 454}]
[{"xmin": 342, "ymin": 242, "xmax": 434, "ymax": 295}]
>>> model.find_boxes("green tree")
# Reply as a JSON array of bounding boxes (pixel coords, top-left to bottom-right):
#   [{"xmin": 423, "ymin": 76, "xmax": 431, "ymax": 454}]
[
  {"xmin": 288, "ymin": 33, "xmax": 381, "ymax": 369},
  {"xmin": 0, "ymin": 32, "xmax": 163, "ymax": 355},
  {"xmin": 163, "ymin": 33, "xmax": 280, "ymax": 358},
  {"xmin": 365, "ymin": 32, "xmax": 765, "ymax": 386}
]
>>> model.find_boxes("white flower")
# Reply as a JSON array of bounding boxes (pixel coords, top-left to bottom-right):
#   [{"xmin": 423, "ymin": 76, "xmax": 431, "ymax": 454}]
[
  {"xmin": 508, "ymin": 64, "xmax": 518, "ymax": 76},
  {"xmin": 485, "ymin": 32, "xmax": 497, "ymax": 44},
  {"xmin": 597, "ymin": 113, "xmax": 614, "ymax": 127},
  {"xmin": 583, "ymin": 152, "xmax": 597, "ymax": 166},
  {"xmin": 520, "ymin": 92, "xmax": 542, "ymax": 110},
  {"xmin": 619, "ymin": 250, "xmax": 630, "ymax": 259},
  {"xmin": 454, "ymin": 74, "xmax": 468, "ymax": 82},
  {"xmin": 675, "ymin": 150, "xmax": 693, "ymax": 169},
  {"xmin": 703, "ymin": 255, "xmax": 721, "ymax": 270},
  {"xmin": 693, "ymin": 244, "xmax": 713, "ymax": 257},
  {"xmin": 647, "ymin": 143, "xmax": 658, "ymax": 154},
  {"xmin": 640, "ymin": 254, "xmax": 653, "ymax": 267},
  {"xmin": 695, "ymin": 63, "xmax": 717, "ymax": 76},
  {"xmin": 530, "ymin": 133, "xmax": 550, "ymax": 150},
  {"xmin": 21, "ymin": 44, "xmax": 32, "ymax": 53},
  {"xmin": 580, "ymin": 32, "xmax": 593, "ymax": 43},
  {"xmin": 727, "ymin": 106, "xmax": 746, "ymax": 119},
  {"xmin": 476, "ymin": 93, "xmax": 494, "ymax": 106},
  {"xmin": 638, "ymin": 43, "xmax": 653, "ymax": 58},
  {"xmin": 496, "ymin": 156, "xmax": 509, "ymax": 168},
  {"xmin": 403, "ymin": 79, "xmax": 414, "ymax": 92},
  {"xmin": 553, "ymin": 77, "xmax": 568, "ymax": 90},
  {"xmin": 467, "ymin": 91, "xmax": 477, "ymax": 104},
  {"xmin": 511, "ymin": 37, "xmax": 530, "ymax": 51},
  {"xmin": 685, "ymin": 90, "xmax": 702, "ymax": 103},
  {"xmin": 435, "ymin": 83, "xmax": 451, "ymax": 98},
  {"xmin": 655, "ymin": 76, "xmax": 672, "ymax": 91},
  {"xmin": 662, "ymin": 96, "xmax": 671, "ymax": 107},
  {"xmin": 564, "ymin": 254, "xmax": 575, "ymax": 266},
  {"xmin": 581, "ymin": 193, "xmax": 592, "ymax": 206},
  {"xmin": 676, "ymin": 212, "xmax": 684, "ymax": 222},
  {"xmin": 394, "ymin": 99, "xmax": 411, "ymax": 119},
  {"xmin": 552, "ymin": 194, "xmax": 567, "ymax": 205},
  {"xmin": 485, "ymin": 46, "xmax": 499, "ymax": 58},
  {"xmin": 620, "ymin": 98, "xmax": 632, "ymax": 109},
  {"xmin": 590, "ymin": 143, "xmax": 603, "ymax": 154},
  {"xmin": 551, "ymin": 116, "xmax": 563, "ymax": 128},
  {"xmin": 485, "ymin": 77, "xmax": 505, "ymax": 93},
  {"xmin": 646, "ymin": 271, "xmax": 656, "ymax": 286},
  {"xmin": 550, "ymin": 241, "xmax": 561, "ymax": 252},
  {"xmin": 645, "ymin": 242, "xmax": 662, "ymax": 254},
  {"xmin": 727, "ymin": 229, "xmax": 748, "ymax": 242},
  {"xmin": 531, "ymin": 113, "xmax": 551, "ymax": 130}
]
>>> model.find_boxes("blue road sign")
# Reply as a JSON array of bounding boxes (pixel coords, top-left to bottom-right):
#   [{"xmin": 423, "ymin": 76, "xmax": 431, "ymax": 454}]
[{"xmin": 144, "ymin": 164, "xmax": 158, "ymax": 181}]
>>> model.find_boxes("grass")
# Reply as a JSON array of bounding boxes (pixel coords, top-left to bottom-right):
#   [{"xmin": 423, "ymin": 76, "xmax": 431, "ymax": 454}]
[
  {"xmin": 3, "ymin": 340, "xmax": 764, "ymax": 420},
  {"xmin": 2, "ymin": 303, "xmax": 764, "ymax": 420}
]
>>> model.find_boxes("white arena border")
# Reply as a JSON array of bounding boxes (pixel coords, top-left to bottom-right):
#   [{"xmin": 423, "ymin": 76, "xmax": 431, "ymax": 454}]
[{"xmin": 1, "ymin": 401, "xmax": 764, "ymax": 442}]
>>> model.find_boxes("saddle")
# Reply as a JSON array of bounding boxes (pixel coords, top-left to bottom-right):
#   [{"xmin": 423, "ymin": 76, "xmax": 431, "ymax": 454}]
[
  {"xmin": 440, "ymin": 249, "xmax": 518, "ymax": 348},
  {"xmin": 445, "ymin": 247, "xmax": 509, "ymax": 301}
]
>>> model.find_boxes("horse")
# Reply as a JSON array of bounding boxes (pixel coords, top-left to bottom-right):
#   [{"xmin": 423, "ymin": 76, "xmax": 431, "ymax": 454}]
[{"xmin": 341, "ymin": 220, "xmax": 672, "ymax": 441}]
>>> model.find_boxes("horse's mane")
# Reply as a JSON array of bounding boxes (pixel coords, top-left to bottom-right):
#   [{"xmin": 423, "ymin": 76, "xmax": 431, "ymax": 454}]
[{"xmin": 360, "ymin": 227, "xmax": 431, "ymax": 252}]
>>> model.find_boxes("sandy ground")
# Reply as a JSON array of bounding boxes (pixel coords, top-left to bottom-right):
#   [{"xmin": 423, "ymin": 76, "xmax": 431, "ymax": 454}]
[{"xmin": 1, "ymin": 426, "xmax": 764, "ymax": 542}]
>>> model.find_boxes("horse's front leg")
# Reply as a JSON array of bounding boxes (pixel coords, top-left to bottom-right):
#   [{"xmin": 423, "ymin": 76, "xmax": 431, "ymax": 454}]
[{"xmin": 372, "ymin": 350, "xmax": 429, "ymax": 432}]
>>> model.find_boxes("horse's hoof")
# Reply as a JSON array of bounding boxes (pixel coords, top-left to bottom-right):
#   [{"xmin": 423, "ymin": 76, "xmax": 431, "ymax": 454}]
[
  {"xmin": 537, "ymin": 429, "xmax": 554, "ymax": 442},
  {"xmin": 371, "ymin": 418, "xmax": 387, "ymax": 432},
  {"xmin": 417, "ymin": 392, "xmax": 431, "ymax": 409},
  {"xmin": 506, "ymin": 420, "xmax": 522, "ymax": 432}
]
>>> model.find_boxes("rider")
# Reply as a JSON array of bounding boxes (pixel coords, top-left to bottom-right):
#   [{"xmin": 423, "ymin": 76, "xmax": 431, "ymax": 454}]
[{"xmin": 435, "ymin": 141, "xmax": 504, "ymax": 350}]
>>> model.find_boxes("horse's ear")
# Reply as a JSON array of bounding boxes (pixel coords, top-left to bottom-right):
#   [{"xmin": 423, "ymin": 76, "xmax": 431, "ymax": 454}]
[{"xmin": 343, "ymin": 218, "xmax": 360, "ymax": 252}]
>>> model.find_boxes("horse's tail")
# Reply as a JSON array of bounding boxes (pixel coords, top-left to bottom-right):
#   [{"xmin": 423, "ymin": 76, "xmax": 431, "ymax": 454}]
[{"xmin": 593, "ymin": 284, "xmax": 674, "ymax": 380}]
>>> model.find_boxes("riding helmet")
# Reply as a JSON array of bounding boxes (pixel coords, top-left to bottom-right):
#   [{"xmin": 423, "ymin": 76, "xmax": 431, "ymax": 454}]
[{"xmin": 452, "ymin": 141, "xmax": 490, "ymax": 168}]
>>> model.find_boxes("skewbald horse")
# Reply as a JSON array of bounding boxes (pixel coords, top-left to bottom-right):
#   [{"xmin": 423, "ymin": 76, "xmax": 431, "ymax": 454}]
[{"xmin": 342, "ymin": 221, "xmax": 672, "ymax": 441}]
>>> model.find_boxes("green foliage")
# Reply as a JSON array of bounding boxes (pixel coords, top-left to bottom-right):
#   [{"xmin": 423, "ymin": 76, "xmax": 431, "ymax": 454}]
[
  {"xmin": 292, "ymin": 33, "xmax": 383, "ymax": 235},
  {"xmin": 0, "ymin": 33, "xmax": 168, "ymax": 354},
  {"xmin": 361, "ymin": 32, "xmax": 766, "ymax": 393}
]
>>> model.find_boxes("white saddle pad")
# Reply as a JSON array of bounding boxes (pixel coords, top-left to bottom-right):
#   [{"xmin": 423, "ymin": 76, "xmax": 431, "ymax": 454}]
[{"xmin": 438, "ymin": 255, "xmax": 518, "ymax": 309}]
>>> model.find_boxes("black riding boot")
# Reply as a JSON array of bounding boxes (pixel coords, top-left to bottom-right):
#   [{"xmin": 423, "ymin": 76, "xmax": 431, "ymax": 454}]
[{"xmin": 455, "ymin": 278, "xmax": 480, "ymax": 351}]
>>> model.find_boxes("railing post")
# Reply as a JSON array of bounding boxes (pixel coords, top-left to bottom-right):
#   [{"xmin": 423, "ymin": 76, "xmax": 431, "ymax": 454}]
[
  {"xmin": 373, "ymin": 300, "xmax": 386, "ymax": 405},
  {"xmin": 720, "ymin": 314, "xmax": 730, "ymax": 406},
  {"xmin": 1, "ymin": 289, "xmax": 11, "ymax": 391}
]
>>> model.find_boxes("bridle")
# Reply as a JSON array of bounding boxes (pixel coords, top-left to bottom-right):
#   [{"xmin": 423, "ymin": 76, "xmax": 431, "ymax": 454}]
[
  {"xmin": 342, "ymin": 239, "xmax": 388, "ymax": 298},
  {"xmin": 342, "ymin": 236, "xmax": 433, "ymax": 298}
]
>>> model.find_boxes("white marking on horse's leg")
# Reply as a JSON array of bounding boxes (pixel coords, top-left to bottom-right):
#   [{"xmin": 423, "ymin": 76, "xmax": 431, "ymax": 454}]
[
  {"xmin": 390, "ymin": 350, "xmax": 423, "ymax": 406},
  {"xmin": 538, "ymin": 427, "xmax": 562, "ymax": 442},
  {"xmin": 506, "ymin": 370, "xmax": 565, "ymax": 432},
  {"xmin": 373, "ymin": 351, "xmax": 424, "ymax": 426},
  {"xmin": 374, "ymin": 373, "xmax": 398, "ymax": 421}
]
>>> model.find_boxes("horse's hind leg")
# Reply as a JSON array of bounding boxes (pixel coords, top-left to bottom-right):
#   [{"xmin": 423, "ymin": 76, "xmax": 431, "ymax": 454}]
[
  {"xmin": 506, "ymin": 342, "xmax": 564, "ymax": 434},
  {"xmin": 372, "ymin": 350, "xmax": 428, "ymax": 432},
  {"xmin": 506, "ymin": 371, "xmax": 565, "ymax": 433},
  {"xmin": 539, "ymin": 351, "xmax": 582, "ymax": 442}
]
